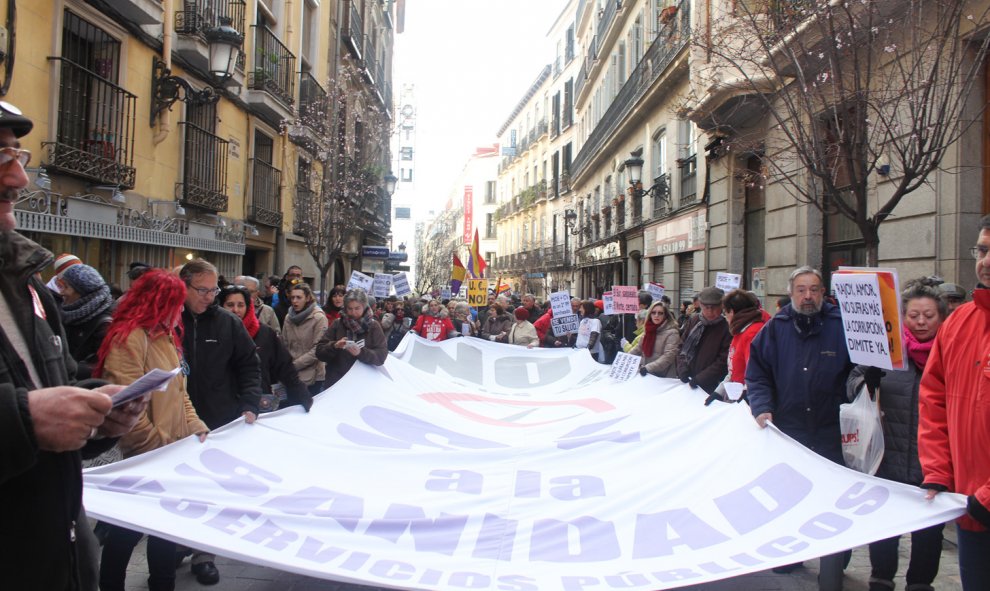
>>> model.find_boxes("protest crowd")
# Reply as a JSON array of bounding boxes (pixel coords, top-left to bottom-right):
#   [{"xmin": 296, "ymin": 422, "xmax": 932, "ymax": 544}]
[{"xmin": 0, "ymin": 104, "xmax": 987, "ymax": 591}]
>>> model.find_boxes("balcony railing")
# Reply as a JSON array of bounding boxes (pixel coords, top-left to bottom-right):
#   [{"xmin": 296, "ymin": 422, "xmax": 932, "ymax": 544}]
[
  {"xmin": 632, "ymin": 193, "xmax": 643, "ymax": 226},
  {"xmin": 597, "ymin": 0, "xmax": 620, "ymax": 43},
  {"xmin": 345, "ymin": 0, "xmax": 364, "ymax": 59},
  {"xmin": 176, "ymin": 1, "xmax": 246, "ymax": 69},
  {"xmin": 298, "ymin": 72, "xmax": 328, "ymax": 136},
  {"xmin": 679, "ymin": 155, "xmax": 698, "ymax": 205},
  {"xmin": 652, "ymin": 174, "xmax": 671, "ymax": 218},
  {"xmin": 249, "ymin": 26, "xmax": 296, "ymax": 106},
  {"xmin": 178, "ymin": 122, "xmax": 229, "ymax": 212},
  {"xmin": 575, "ymin": 61, "xmax": 588, "ymax": 103},
  {"xmin": 249, "ymin": 159, "xmax": 283, "ymax": 227},
  {"xmin": 571, "ymin": 0, "xmax": 690, "ymax": 181},
  {"xmin": 293, "ymin": 185, "xmax": 312, "ymax": 234},
  {"xmin": 44, "ymin": 57, "xmax": 137, "ymax": 189}
]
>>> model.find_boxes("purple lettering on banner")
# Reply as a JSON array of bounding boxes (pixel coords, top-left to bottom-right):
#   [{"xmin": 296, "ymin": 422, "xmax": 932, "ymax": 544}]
[
  {"xmin": 493, "ymin": 356, "xmax": 570, "ymax": 387},
  {"xmin": 175, "ymin": 448, "xmax": 281, "ymax": 497},
  {"xmin": 338, "ymin": 406, "xmax": 507, "ymax": 450},
  {"xmin": 651, "ymin": 569, "xmax": 702, "ymax": 583},
  {"xmin": 98, "ymin": 475, "xmax": 165, "ymax": 495},
  {"xmin": 241, "ymin": 518, "xmax": 300, "ymax": 550},
  {"xmin": 160, "ymin": 497, "xmax": 213, "ymax": 518},
  {"xmin": 834, "ymin": 482, "xmax": 889, "ymax": 515},
  {"xmin": 561, "ymin": 576, "xmax": 600, "ymax": 591},
  {"xmin": 448, "ymin": 572, "xmax": 491, "ymax": 589},
  {"xmin": 262, "ymin": 486, "xmax": 364, "ymax": 532},
  {"xmin": 368, "ymin": 560, "xmax": 417, "ymax": 581},
  {"xmin": 364, "ymin": 503, "xmax": 468, "ymax": 555},
  {"xmin": 556, "ymin": 416, "xmax": 640, "ymax": 450},
  {"xmin": 496, "ymin": 574, "xmax": 539, "ymax": 591},
  {"xmin": 799, "ymin": 512, "xmax": 853, "ymax": 539},
  {"xmin": 418, "ymin": 568, "xmax": 443, "ymax": 585},
  {"xmin": 204, "ymin": 507, "xmax": 262, "ymax": 535},
  {"xmin": 296, "ymin": 537, "xmax": 347, "ymax": 563},
  {"xmin": 633, "ymin": 509, "xmax": 730, "ymax": 558},
  {"xmin": 757, "ymin": 535, "xmax": 809, "ymax": 557},
  {"xmin": 714, "ymin": 463, "xmax": 812, "ymax": 534},
  {"xmin": 604, "ymin": 572, "xmax": 651, "ymax": 586},
  {"xmin": 729, "ymin": 552, "xmax": 764, "ymax": 566},
  {"xmin": 426, "ymin": 469, "xmax": 483, "ymax": 494},
  {"xmin": 472, "ymin": 513, "xmax": 519, "ymax": 560},
  {"xmin": 514, "ymin": 470, "xmax": 540, "ymax": 498},
  {"xmin": 529, "ymin": 517, "xmax": 620, "ymax": 562},
  {"xmin": 339, "ymin": 551, "xmax": 371, "ymax": 571},
  {"xmin": 550, "ymin": 475, "xmax": 605, "ymax": 500}
]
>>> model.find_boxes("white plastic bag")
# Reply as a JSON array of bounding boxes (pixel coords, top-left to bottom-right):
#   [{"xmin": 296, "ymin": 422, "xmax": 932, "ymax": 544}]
[{"xmin": 839, "ymin": 384, "xmax": 885, "ymax": 474}]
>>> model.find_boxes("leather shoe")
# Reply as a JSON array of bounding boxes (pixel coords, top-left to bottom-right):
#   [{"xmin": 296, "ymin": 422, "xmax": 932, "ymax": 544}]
[{"xmin": 191, "ymin": 561, "xmax": 220, "ymax": 585}]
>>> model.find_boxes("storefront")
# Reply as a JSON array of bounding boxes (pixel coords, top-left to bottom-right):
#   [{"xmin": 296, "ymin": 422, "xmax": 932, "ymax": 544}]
[
  {"xmin": 576, "ymin": 239, "xmax": 623, "ymax": 298},
  {"xmin": 643, "ymin": 209, "xmax": 707, "ymax": 307}
]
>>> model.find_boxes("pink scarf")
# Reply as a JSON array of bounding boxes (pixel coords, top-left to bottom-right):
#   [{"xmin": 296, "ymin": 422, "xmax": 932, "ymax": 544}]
[{"xmin": 902, "ymin": 325, "xmax": 934, "ymax": 370}]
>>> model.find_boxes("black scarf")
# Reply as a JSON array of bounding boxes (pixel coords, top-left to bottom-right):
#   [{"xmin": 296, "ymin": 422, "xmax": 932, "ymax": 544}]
[{"xmin": 61, "ymin": 285, "xmax": 113, "ymax": 325}]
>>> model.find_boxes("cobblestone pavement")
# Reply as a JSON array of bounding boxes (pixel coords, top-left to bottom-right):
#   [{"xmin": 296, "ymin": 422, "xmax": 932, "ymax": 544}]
[{"xmin": 120, "ymin": 527, "xmax": 963, "ymax": 591}]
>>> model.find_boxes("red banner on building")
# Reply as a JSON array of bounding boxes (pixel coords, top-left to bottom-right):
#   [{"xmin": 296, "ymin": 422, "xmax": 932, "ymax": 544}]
[{"xmin": 463, "ymin": 185, "xmax": 473, "ymax": 245}]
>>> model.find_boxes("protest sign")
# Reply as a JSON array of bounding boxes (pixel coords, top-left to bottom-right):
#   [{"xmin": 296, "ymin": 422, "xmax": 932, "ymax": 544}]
[
  {"xmin": 392, "ymin": 272, "xmax": 412, "ymax": 297},
  {"xmin": 832, "ymin": 273, "xmax": 893, "ymax": 369},
  {"xmin": 346, "ymin": 270, "xmax": 373, "ymax": 292},
  {"xmin": 645, "ymin": 282, "xmax": 665, "ymax": 302},
  {"xmin": 609, "ymin": 351, "xmax": 640, "ymax": 381},
  {"xmin": 715, "ymin": 272, "xmax": 742, "ymax": 291},
  {"xmin": 86, "ymin": 337, "xmax": 965, "ymax": 591},
  {"xmin": 549, "ymin": 290, "xmax": 573, "ymax": 318},
  {"xmin": 836, "ymin": 267, "xmax": 905, "ymax": 370},
  {"xmin": 372, "ymin": 274, "xmax": 392, "ymax": 298},
  {"xmin": 602, "ymin": 291, "xmax": 614, "ymax": 315},
  {"xmin": 467, "ymin": 279, "xmax": 488, "ymax": 307},
  {"xmin": 612, "ymin": 285, "xmax": 639, "ymax": 314},
  {"xmin": 440, "ymin": 287, "xmax": 452, "ymax": 300},
  {"xmin": 551, "ymin": 313, "xmax": 579, "ymax": 337}
]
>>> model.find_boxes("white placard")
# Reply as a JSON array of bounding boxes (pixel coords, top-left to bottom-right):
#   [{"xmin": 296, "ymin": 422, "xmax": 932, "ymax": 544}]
[
  {"xmin": 440, "ymin": 287, "xmax": 452, "ymax": 300},
  {"xmin": 833, "ymin": 273, "xmax": 893, "ymax": 370},
  {"xmin": 346, "ymin": 270, "xmax": 374, "ymax": 293},
  {"xmin": 723, "ymin": 381, "xmax": 746, "ymax": 402},
  {"xmin": 612, "ymin": 285, "xmax": 639, "ymax": 314},
  {"xmin": 715, "ymin": 272, "xmax": 742, "ymax": 292},
  {"xmin": 549, "ymin": 290, "xmax": 573, "ymax": 318},
  {"xmin": 603, "ymin": 291, "xmax": 615, "ymax": 315},
  {"xmin": 645, "ymin": 282, "xmax": 665, "ymax": 302},
  {"xmin": 551, "ymin": 313, "xmax": 579, "ymax": 337},
  {"xmin": 392, "ymin": 272, "xmax": 412, "ymax": 297},
  {"xmin": 461, "ymin": 322, "xmax": 473, "ymax": 337},
  {"xmin": 372, "ymin": 274, "xmax": 393, "ymax": 298},
  {"xmin": 609, "ymin": 351, "xmax": 641, "ymax": 381}
]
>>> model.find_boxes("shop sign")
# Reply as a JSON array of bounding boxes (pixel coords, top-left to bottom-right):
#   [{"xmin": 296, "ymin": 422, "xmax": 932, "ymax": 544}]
[{"xmin": 643, "ymin": 210, "xmax": 707, "ymax": 257}]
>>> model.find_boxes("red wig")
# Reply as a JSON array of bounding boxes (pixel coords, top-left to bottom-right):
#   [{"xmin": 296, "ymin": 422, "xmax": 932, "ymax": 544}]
[{"xmin": 94, "ymin": 269, "xmax": 187, "ymax": 377}]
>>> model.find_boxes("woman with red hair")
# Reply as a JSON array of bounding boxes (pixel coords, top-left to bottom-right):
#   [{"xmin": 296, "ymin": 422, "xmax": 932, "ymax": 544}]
[{"xmin": 94, "ymin": 269, "xmax": 208, "ymax": 591}]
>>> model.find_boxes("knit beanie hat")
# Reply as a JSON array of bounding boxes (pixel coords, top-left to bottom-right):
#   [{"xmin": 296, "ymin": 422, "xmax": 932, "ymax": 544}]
[
  {"xmin": 514, "ymin": 306, "xmax": 529, "ymax": 321},
  {"xmin": 60, "ymin": 264, "xmax": 106, "ymax": 296},
  {"xmin": 53, "ymin": 253, "xmax": 82, "ymax": 276}
]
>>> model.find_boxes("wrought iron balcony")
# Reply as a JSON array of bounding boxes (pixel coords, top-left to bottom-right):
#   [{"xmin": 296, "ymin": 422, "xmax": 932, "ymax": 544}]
[
  {"xmin": 249, "ymin": 26, "xmax": 296, "ymax": 106},
  {"xmin": 652, "ymin": 174, "xmax": 672, "ymax": 218},
  {"xmin": 248, "ymin": 159, "xmax": 283, "ymax": 227},
  {"xmin": 597, "ymin": 0, "xmax": 620, "ymax": 44},
  {"xmin": 177, "ymin": 122, "xmax": 229, "ymax": 212},
  {"xmin": 44, "ymin": 57, "xmax": 137, "ymax": 189},
  {"xmin": 344, "ymin": 0, "xmax": 364, "ymax": 59},
  {"xmin": 298, "ymin": 72, "xmax": 328, "ymax": 136},
  {"xmin": 176, "ymin": 0, "xmax": 246, "ymax": 39}
]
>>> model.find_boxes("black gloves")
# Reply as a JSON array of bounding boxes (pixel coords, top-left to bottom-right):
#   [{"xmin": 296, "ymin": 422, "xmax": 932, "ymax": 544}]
[
  {"xmin": 689, "ymin": 378, "xmax": 699, "ymax": 389},
  {"xmin": 968, "ymin": 495, "xmax": 990, "ymax": 528},
  {"xmin": 864, "ymin": 366, "xmax": 886, "ymax": 399},
  {"xmin": 639, "ymin": 366, "xmax": 648, "ymax": 376},
  {"xmin": 680, "ymin": 375, "xmax": 691, "ymax": 384},
  {"xmin": 704, "ymin": 393, "xmax": 719, "ymax": 406}
]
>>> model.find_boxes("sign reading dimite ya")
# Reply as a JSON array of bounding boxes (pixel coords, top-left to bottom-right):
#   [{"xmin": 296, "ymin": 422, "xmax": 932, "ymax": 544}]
[{"xmin": 84, "ymin": 336, "xmax": 964, "ymax": 591}]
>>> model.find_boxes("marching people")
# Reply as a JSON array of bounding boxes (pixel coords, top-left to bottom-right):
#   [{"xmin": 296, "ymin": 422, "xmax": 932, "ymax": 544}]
[
  {"xmin": 414, "ymin": 298, "xmax": 460, "ymax": 341},
  {"xmin": 57, "ymin": 263, "xmax": 115, "ymax": 380},
  {"xmin": 233, "ymin": 275, "xmax": 281, "ymax": 336},
  {"xmin": 451, "ymin": 300, "xmax": 479, "ymax": 337},
  {"xmin": 712, "ymin": 289, "xmax": 770, "ymax": 404},
  {"xmin": 676, "ymin": 286, "xmax": 731, "ymax": 395},
  {"xmin": 847, "ymin": 278, "xmax": 947, "ymax": 591},
  {"xmin": 918, "ymin": 217, "xmax": 990, "ymax": 590},
  {"xmin": 622, "ymin": 309, "xmax": 649, "ymax": 353},
  {"xmin": 746, "ymin": 266, "xmax": 854, "ymax": 591},
  {"xmin": 322, "ymin": 285, "xmax": 346, "ymax": 325},
  {"xmin": 273, "ymin": 265, "xmax": 304, "ymax": 324},
  {"xmin": 316, "ymin": 289, "xmax": 388, "ymax": 387},
  {"xmin": 504, "ymin": 306, "xmax": 540, "ymax": 347},
  {"xmin": 937, "ymin": 282, "xmax": 967, "ymax": 315},
  {"xmin": 481, "ymin": 296, "xmax": 513, "ymax": 342},
  {"xmin": 178, "ymin": 259, "xmax": 262, "ymax": 585},
  {"xmin": 0, "ymin": 103, "xmax": 148, "ymax": 591},
  {"xmin": 219, "ymin": 285, "xmax": 312, "ymax": 412},
  {"xmin": 95, "ymin": 269, "xmax": 209, "ymax": 591},
  {"xmin": 571, "ymin": 300, "xmax": 604, "ymax": 361},
  {"xmin": 629, "ymin": 301, "xmax": 680, "ymax": 377},
  {"xmin": 281, "ymin": 281, "xmax": 329, "ymax": 396}
]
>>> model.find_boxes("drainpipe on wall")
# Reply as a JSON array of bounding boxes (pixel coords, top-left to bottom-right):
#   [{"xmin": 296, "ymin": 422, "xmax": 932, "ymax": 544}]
[{"xmin": 152, "ymin": 0, "xmax": 174, "ymax": 145}]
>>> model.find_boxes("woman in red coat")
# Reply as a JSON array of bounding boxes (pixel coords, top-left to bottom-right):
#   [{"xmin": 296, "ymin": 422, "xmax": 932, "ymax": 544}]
[
  {"xmin": 721, "ymin": 289, "xmax": 770, "ymax": 386},
  {"xmin": 413, "ymin": 299, "xmax": 458, "ymax": 341}
]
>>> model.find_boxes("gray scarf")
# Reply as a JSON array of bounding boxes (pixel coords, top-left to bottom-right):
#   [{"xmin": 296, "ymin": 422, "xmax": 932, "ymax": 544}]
[
  {"xmin": 679, "ymin": 314, "xmax": 725, "ymax": 367},
  {"xmin": 61, "ymin": 285, "xmax": 113, "ymax": 325},
  {"xmin": 287, "ymin": 302, "xmax": 316, "ymax": 325}
]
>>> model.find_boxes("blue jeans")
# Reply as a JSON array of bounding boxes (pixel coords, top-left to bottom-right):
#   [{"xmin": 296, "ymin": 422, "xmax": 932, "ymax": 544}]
[{"xmin": 957, "ymin": 525, "xmax": 990, "ymax": 591}]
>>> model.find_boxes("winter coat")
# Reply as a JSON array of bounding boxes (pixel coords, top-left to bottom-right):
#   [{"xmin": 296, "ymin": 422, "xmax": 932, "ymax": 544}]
[
  {"xmin": 506, "ymin": 320, "xmax": 539, "ymax": 347},
  {"xmin": 182, "ymin": 304, "xmax": 262, "ymax": 430},
  {"xmin": 847, "ymin": 358, "xmax": 923, "ymax": 486},
  {"xmin": 676, "ymin": 315, "xmax": 731, "ymax": 394},
  {"xmin": 919, "ymin": 289, "xmax": 990, "ymax": 531},
  {"xmin": 101, "ymin": 330, "xmax": 207, "ymax": 457},
  {"xmin": 256, "ymin": 301, "xmax": 281, "ymax": 336},
  {"xmin": 414, "ymin": 313, "xmax": 456, "ymax": 341},
  {"xmin": 746, "ymin": 303, "xmax": 853, "ymax": 464},
  {"xmin": 0, "ymin": 230, "xmax": 111, "ymax": 591},
  {"xmin": 481, "ymin": 311, "xmax": 513, "ymax": 341},
  {"xmin": 253, "ymin": 323, "xmax": 311, "ymax": 410},
  {"xmin": 630, "ymin": 321, "xmax": 680, "ymax": 378},
  {"xmin": 282, "ymin": 305, "xmax": 328, "ymax": 386},
  {"xmin": 64, "ymin": 311, "xmax": 111, "ymax": 380},
  {"xmin": 726, "ymin": 310, "xmax": 770, "ymax": 383},
  {"xmin": 316, "ymin": 317, "xmax": 388, "ymax": 387}
]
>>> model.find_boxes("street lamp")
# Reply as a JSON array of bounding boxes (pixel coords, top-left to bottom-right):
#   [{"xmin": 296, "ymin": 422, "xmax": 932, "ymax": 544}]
[
  {"xmin": 623, "ymin": 151, "xmax": 671, "ymax": 212},
  {"xmin": 384, "ymin": 172, "xmax": 398, "ymax": 196},
  {"xmin": 205, "ymin": 18, "xmax": 243, "ymax": 84}
]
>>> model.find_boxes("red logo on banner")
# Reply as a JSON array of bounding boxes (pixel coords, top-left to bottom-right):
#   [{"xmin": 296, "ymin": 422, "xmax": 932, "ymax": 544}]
[{"xmin": 463, "ymin": 186, "xmax": 473, "ymax": 245}]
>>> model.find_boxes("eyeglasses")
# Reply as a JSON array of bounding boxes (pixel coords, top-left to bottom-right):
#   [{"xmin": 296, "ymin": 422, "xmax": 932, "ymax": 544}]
[
  {"xmin": 971, "ymin": 245, "xmax": 990, "ymax": 260},
  {"xmin": 190, "ymin": 286, "xmax": 221, "ymax": 297},
  {"xmin": 0, "ymin": 147, "xmax": 30, "ymax": 168}
]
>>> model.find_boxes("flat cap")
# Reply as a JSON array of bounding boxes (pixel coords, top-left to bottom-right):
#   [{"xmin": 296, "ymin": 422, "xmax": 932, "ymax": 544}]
[{"xmin": 698, "ymin": 286, "xmax": 725, "ymax": 306}]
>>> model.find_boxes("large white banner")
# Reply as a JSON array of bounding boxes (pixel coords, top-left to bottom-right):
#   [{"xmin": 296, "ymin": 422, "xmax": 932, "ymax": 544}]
[{"xmin": 84, "ymin": 335, "xmax": 965, "ymax": 591}]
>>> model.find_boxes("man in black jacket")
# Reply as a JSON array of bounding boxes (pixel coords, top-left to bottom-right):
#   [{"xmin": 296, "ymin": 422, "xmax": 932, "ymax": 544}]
[
  {"xmin": 0, "ymin": 103, "xmax": 147, "ymax": 590},
  {"xmin": 179, "ymin": 259, "xmax": 262, "ymax": 585}
]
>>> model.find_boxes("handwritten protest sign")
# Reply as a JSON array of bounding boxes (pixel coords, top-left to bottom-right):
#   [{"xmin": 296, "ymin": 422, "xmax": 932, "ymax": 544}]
[
  {"xmin": 832, "ymin": 273, "xmax": 893, "ymax": 369},
  {"xmin": 602, "ymin": 291, "xmax": 614, "ymax": 315},
  {"xmin": 372, "ymin": 274, "xmax": 392, "ymax": 298},
  {"xmin": 467, "ymin": 279, "xmax": 487, "ymax": 307},
  {"xmin": 836, "ymin": 267, "xmax": 905, "ymax": 370},
  {"xmin": 392, "ymin": 272, "xmax": 411, "ymax": 297},
  {"xmin": 609, "ymin": 351, "xmax": 641, "ymax": 381},
  {"xmin": 645, "ymin": 282, "xmax": 665, "ymax": 302},
  {"xmin": 551, "ymin": 313, "xmax": 579, "ymax": 337},
  {"xmin": 346, "ymin": 270, "xmax": 373, "ymax": 293},
  {"xmin": 440, "ymin": 287, "xmax": 452, "ymax": 300},
  {"xmin": 715, "ymin": 272, "xmax": 742, "ymax": 291},
  {"xmin": 549, "ymin": 290, "xmax": 573, "ymax": 318},
  {"xmin": 612, "ymin": 286, "xmax": 639, "ymax": 314}
]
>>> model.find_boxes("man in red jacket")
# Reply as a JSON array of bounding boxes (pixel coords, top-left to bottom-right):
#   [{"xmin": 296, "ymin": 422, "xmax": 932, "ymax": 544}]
[{"xmin": 918, "ymin": 216, "xmax": 990, "ymax": 590}]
